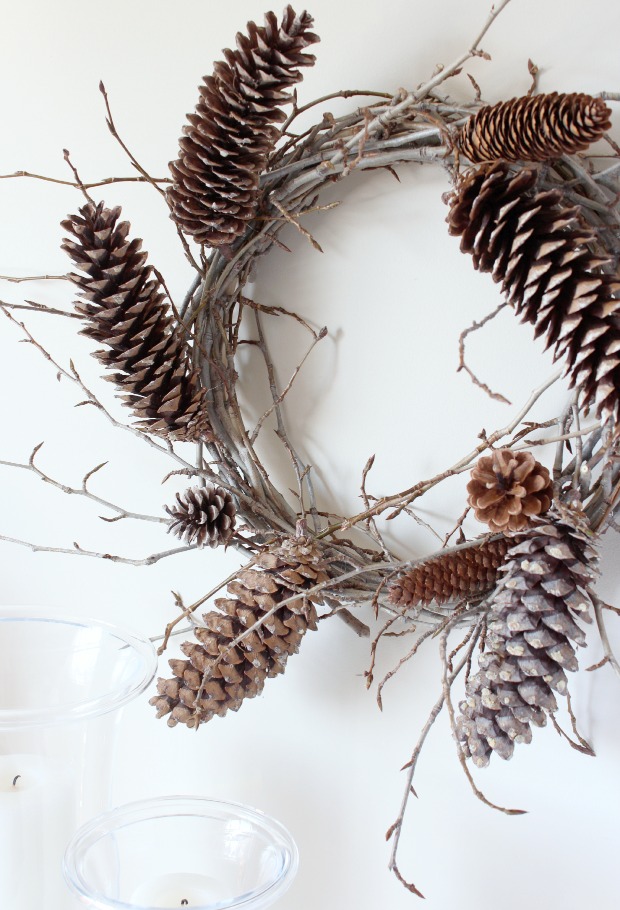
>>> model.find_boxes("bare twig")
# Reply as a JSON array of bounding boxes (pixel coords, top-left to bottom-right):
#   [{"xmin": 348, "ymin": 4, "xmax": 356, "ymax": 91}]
[{"xmin": 457, "ymin": 302, "xmax": 511, "ymax": 404}]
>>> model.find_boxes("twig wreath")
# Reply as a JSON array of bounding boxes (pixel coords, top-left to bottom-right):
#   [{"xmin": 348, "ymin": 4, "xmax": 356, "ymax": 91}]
[{"xmin": 1, "ymin": 0, "xmax": 620, "ymax": 897}]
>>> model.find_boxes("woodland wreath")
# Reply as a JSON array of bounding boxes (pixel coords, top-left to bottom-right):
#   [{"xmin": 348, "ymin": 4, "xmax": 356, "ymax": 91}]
[{"xmin": 1, "ymin": 0, "xmax": 620, "ymax": 898}]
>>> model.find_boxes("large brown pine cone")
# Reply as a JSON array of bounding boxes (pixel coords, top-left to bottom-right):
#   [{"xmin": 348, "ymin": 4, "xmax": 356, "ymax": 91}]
[
  {"xmin": 456, "ymin": 504, "xmax": 597, "ymax": 767},
  {"xmin": 447, "ymin": 163, "xmax": 620, "ymax": 423},
  {"xmin": 151, "ymin": 535, "xmax": 328, "ymax": 727},
  {"xmin": 388, "ymin": 536, "xmax": 509, "ymax": 608},
  {"xmin": 165, "ymin": 484, "xmax": 236, "ymax": 548},
  {"xmin": 167, "ymin": 6, "xmax": 319, "ymax": 248},
  {"xmin": 467, "ymin": 449, "xmax": 552, "ymax": 533},
  {"xmin": 62, "ymin": 202, "xmax": 210, "ymax": 442},
  {"xmin": 456, "ymin": 92, "xmax": 611, "ymax": 163}
]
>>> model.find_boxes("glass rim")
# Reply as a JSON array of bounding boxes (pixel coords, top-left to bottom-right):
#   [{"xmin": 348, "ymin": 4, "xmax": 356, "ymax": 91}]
[
  {"xmin": 0, "ymin": 607, "xmax": 157, "ymax": 729},
  {"xmin": 63, "ymin": 795, "xmax": 299, "ymax": 910}
]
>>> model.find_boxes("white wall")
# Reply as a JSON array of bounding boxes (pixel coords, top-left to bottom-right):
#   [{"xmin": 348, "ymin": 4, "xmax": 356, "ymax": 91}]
[{"xmin": 1, "ymin": 1, "xmax": 619, "ymax": 907}]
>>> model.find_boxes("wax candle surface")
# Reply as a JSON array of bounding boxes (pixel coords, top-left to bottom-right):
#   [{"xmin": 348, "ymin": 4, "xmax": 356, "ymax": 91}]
[
  {"xmin": 0, "ymin": 754, "xmax": 55, "ymax": 908},
  {"xmin": 129, "ymin": 872, "xmax": 230, "ymax": 908}
]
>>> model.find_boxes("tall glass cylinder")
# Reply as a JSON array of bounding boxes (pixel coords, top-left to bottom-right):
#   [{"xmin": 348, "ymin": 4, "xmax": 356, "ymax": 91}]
[{"xmin": 0, "ymin": 608, "xmax": 157, "ymax": 910}]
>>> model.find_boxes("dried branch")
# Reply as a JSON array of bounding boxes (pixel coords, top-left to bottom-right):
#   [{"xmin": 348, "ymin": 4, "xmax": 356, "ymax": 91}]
[
  {"xmin": 457, "ymin": 302, "xmax": 511, "ymax": 404},
  {"xmin": 0, "ymin": 533, "xmax": 192, "ymax": 566},
  {"xmin": 0, "ymin": 170, "xmax": 170, "ymax": 190},
  {"xmin": 0, "ymin": 442, "xmax": 166, "ymax": 525}
]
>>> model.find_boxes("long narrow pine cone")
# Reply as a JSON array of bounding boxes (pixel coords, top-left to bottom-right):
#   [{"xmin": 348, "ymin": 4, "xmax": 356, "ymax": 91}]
[
  {"xmin": 447, "ymin": 163, "xmax": 620, "ymax": 423},
  {"xmin": 62, "ymin": 202, "xmax": 210, "ymax": 441},
  {"xmin": 455, "ymin": 92, "xmax": 611, "ymax": 163},
  {"xmin": 467, "ymin": 449, "xmax": 552, "ymax": 533},
  {"xmin": 151, "ymin": 535, "xmax": 328, "ymax": 728},
  {"xmin": 165, "ymin": 483, "xmax": 236, "ymax": 548},
  {"xmin": 388, "ymin": 536, "xmax": 510, "ymax": 608},
  {"xmin": 167, "ymin": 6, "xmax": 319, "ymax": 248},
  {"xmin": 456, "ymin": 503, "xmax": 597, "ymax": 767}
]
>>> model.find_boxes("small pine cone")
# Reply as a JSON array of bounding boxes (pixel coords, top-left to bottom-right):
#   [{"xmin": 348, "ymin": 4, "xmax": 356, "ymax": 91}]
[
  {"xmin": 62, "ymin": 202, "xmax": 210, "ymax": 442},
  {"xmin": 167, "ymin": 6, "xmax": 319, "ymax": 248},
  {"xmin": 150, "ymin": 535, "xmax": 328, "ymax": 727},
  {"xmin": 447, "ymin": 163, "xmax": 620, "ymax": 423},
  {"xmin": 165, "ymin": 484, "xmax": 236, "ymax": 548},
  {"xmin": 455, "ymin": 92, "xmax": 612, "ymax": 163},
  {"xmin": 456, "ymin": 503, "xmax": 597, "ymax": 767},
  {"xmin": 467, "ymin": 449, "xmax": 552, "ymax": 533},
  {"xmin": 388, "ymin": 537, "xmax": 509, "ymax": 608}
]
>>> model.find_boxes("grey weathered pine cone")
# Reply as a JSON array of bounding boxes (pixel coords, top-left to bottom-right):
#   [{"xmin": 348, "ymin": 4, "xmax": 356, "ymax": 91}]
[
  {"xmin": 61, "ymin": 202, "xmax": 211, "ymax": 442},
  {"xmin": 467, "ymin": 449, "xmax": 553, "ymax": 533},
  {"xmin": 456, "ymin": 504, "xmax": 597, "ymax": 767},
  {"xmin": 151, "ymin": 535, "xmax": 328, "ymax": 727},
  {"xmin": 165, "ymin": 484, "xmax": 236, "ymax": 548},
  {"xmin": 455, "ymin": 92, "xmax": 611, "ymax": 163},
  {"xmin": 388, "ymin": 536, "xmax": 509, "ymax": 608},
  {"xmin": 447, "ymin": 162, "xmax": 620, "ymax": 423},
  {"xmin": 167, "ymin": 5, "xmax": 319, "ymax": 248}
]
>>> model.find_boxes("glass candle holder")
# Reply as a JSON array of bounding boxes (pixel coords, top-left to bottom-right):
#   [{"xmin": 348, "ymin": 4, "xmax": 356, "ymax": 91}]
[
  {"xmin": 0, "ymin": 607, "xmax": 157, "ymax": 910},
  {"xmin": 64, "ymin": 796, "xmax": 299, "ymax": 910}
]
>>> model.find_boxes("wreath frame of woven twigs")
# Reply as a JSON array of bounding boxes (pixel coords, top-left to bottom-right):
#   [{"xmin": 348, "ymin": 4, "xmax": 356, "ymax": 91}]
[
  {"xmin": 151, "ymin": 13, "xmax": 620, "ymax": 894},
  {"xmin": 1, "ymin": 0, "xmax": 620, "ymax": 899}
]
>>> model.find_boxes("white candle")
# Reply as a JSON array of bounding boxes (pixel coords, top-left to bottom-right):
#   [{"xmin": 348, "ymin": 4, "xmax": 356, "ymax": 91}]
[
  {"xmin": 130, "ymin": 872, "xmax": 230, "ymax": 908},
  {"xmin": 0, "ymin": 753, "xmax": 73, "ymax": 910}
]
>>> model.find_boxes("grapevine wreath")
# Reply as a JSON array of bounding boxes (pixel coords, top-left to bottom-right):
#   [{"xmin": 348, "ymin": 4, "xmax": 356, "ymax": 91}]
[{"xmin": 2, "ymin": 1, "xmax": 620, "ymax": 898}]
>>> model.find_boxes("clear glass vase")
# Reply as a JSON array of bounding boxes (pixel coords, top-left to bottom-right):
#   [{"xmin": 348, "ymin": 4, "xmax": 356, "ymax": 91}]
[
  {"xmin": 64, "ymin": 796, "xmax": 299, "ymax": 910},
  {"xmin": 0, "ymin": 607, "xmax": 157, "ymax": 910}
]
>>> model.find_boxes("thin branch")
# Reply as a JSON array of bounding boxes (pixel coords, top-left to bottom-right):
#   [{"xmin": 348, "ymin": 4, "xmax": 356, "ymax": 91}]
[
  {"xmin": 0, "ymin": 170, "xmax": 170, "ymax": 190},
  {"xmin": 0, "ymin": 304, "xmax": 196, "ymax": 472},
  {"xmin": 0, "ymin": 274, "xmax": 69, "ymax": 283},
  {"xmin": 592, "ymin": 595, "xmax": 620, "ymax": 678},
  {"xmin": 0, "ymin": 442, "xmax": 167, "ymax": 525},
  {"xmin": 457, "ymin": 302, "xmax": 511, "ymax": 404},
  {"xmin": 0, "ymin": 534, "xmax": 193, "ymax": 566},
  {"xmin": 415, "ymin": 0, "xmax": 513, "ymax": 100},
  {"xmin": 98, "ymin": 81, "xmax": 202, "ymax": 275},
  {"xmin": 317, "ymin": 369, "xmax": 562, "ymax": 536},
  {"xmin": 439, "ymin": 623, "xmax": 526, "ymax": 814}
]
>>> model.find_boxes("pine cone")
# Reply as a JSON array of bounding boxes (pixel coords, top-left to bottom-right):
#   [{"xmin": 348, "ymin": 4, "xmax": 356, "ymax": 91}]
[
  {"xmin": 165, "ymin": 484, "xmax": 236, "ymax": 548},
  {"xmin": 388, "ymin": 537, "xmax": 509, "ymax": 608},
  {"xmin": 167, "ymin": 6, "xmax": 319, "ymax": 248},
  {"xmin": 467, "ymin": 449, "xmax": 552, "ymax": 533},
  {"xmin": 151, "ymin": 535, "xmax": 328, "ymax": 727},
  {"xmin": 62, "ymin": 202, "xmax": 210, "ymax": 442},
  {"xmin": 447, "ymin": 163, "xmax": 620, "ymax": 423},
  {"xmin": 456, "ymin": 92, "xmax": 611, "ymax": 163},
  {"xmin": 456, "ymin": 504, "xmax": 597, "ymax": 767}
]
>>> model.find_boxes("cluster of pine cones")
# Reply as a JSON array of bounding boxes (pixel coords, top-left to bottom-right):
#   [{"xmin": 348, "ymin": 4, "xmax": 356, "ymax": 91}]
[
  {"xmin": 389, "ymin": 446, "xmax": 601, "ymax": 766},
  {"xmin": 450, "ymin": 92, "xmax": 619, "ymax": 425}
]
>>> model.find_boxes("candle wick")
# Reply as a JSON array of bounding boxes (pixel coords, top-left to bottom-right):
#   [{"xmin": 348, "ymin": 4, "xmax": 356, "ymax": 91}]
[{"xmin": 12, "ymin": 775, "xmax": 21, "ymax": 787}]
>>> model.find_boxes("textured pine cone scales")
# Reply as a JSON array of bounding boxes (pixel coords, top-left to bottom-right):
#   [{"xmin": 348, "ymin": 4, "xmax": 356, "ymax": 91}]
[
  {"xmin": 165, "ymin": 484, "xmax": 236, "ymax": 548},
  {"xmin": 456, "ymin": 504, "xmax": 597, "ymax": 767},
  {"xmin": 467, "ymin": 449, "xmax": 552, "ymax": 533},
  {"xmin": 456, "ymin": 92, "xmax": 611, "ymax": 163},
  {"xmin": 447, "ymin": 163, "xmax": 620, "ymax": 423},
  {"xmin": 167, "ymin": 6, "xmax": 319, "ymax": 247},
  {"xmin": 151, "ymin": 535, "xmax": 328, "ymax": 728},
  {"xmin": 388, "ymin": 536, "xmax": 509, "ymax": 608},
  {"xmin": 62, "ymin": 202, "xmax": 210, "ymax": 441}
]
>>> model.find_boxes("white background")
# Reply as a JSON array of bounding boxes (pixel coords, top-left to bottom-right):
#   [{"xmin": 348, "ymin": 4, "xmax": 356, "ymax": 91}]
[{"xmin": 1, "ymin": 1, "xmax": 619, "ymax": 907}]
